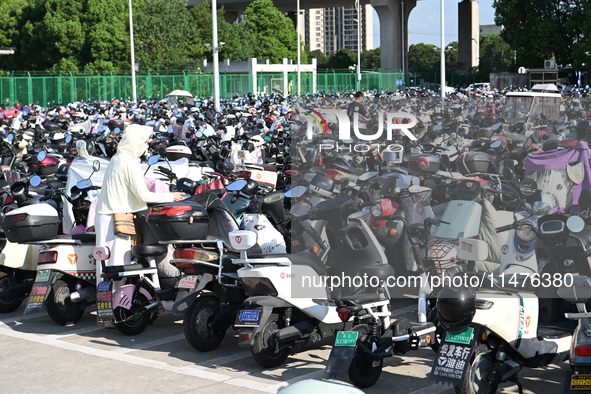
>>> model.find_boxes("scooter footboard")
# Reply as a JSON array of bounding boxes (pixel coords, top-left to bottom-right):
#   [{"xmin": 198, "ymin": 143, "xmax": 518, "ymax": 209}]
[{"xmin": 112, "ymin": 285, "xmax": 154, "ymax": 310}]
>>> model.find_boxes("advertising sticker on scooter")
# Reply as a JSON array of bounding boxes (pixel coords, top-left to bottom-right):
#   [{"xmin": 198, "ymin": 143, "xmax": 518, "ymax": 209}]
[
  {"xmin": 96, "ymin": 280, "xmax": 114, "ymax": 323},
  {"xmin": 431, "ymin": 326, "xmax": 478, "ymax": 386},
  {"xmin": 23, "ymin": 269, "xmax": 54, "ymax": 314}
]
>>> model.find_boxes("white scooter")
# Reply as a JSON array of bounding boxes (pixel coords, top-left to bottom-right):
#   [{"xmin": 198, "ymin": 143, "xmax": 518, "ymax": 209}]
[
  {"xmin": 233, "ymin": 195, "xmax": 435, "ymax": 384},
  {"xmin": 21, "ymin": 161, "xmax": 102, "ymax": 325},
  {"xmin": 431, "ymin": 233, "xmax": 581, "ymax": 394}
]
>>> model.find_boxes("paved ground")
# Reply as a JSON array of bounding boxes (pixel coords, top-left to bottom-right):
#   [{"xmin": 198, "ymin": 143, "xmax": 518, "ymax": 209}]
[{"xmin": 0, "ymin": 296, "xmax": 571, "ymax": 394}]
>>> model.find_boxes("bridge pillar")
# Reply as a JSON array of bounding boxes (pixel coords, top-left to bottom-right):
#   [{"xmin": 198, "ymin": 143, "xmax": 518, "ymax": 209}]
[{"xmin": 370, "ymin": 0, "xmax": 416, "ymax": 73}]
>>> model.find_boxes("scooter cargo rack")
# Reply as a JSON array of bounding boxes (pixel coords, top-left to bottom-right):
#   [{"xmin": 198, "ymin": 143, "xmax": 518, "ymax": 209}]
[{"xmin": 162, "ymin": 239, "xmax": 240, "ymax": 286}]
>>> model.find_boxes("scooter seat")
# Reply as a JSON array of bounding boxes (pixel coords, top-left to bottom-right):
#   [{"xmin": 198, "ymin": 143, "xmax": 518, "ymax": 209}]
[
  {"xmin": 337, "ymin": 292, "xmax": 388, "ymax": 307},
  {"xmin": 132, "ymin": 244, "xmax": 168, "ymax": 258},
  {"xmin": 357, "ymin": 264, "xmax": 395, "ymax": 280},
  {"xmin": 557, "ymin": 275, "xmax": 591, "ymax": 304},
  {"xmin": 70, "ymin": 233, "xmax": 96, "ymax": 243}
]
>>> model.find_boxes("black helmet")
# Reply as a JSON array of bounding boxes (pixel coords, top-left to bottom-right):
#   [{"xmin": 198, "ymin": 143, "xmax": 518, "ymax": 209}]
[
  {"xmin": 453, "ymin": 179, "xmax": 481, "ymax": 201},
  {"xmin": 437, "ymin": 286, "xmax": 476, "ymax": 332},
  {"xmin": 240, "ymin": 179, "xmax": 259, "ymax": 198}
]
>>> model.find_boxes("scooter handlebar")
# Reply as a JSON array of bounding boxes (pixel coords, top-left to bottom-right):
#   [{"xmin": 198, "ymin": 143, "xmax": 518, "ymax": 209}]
[{"xmin": 496, "ymin": 223, "xmax": 514, "ymax": 233}]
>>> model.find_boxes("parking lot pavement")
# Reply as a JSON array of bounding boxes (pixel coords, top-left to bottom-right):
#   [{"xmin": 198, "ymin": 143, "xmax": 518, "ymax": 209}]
[{"xmin": 0, "ymin": 299, "xmax": 570, "ymax": 394}]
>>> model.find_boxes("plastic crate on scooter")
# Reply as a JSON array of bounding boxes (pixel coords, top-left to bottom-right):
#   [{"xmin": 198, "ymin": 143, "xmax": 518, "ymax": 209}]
[
  {"xmin": 146, "ymin": 201, "xmax": 209, "ymax": 241},
  {"xmin": 455, "ymin": 152, "xmax": 491, "ymax": 175},
  {"xmin": 407, "ymin": 154, "xmax": 441, "ymax": 174},
  {"xmin": 2, "ymin": 203, "xmax": 60, "ymax": 242}
]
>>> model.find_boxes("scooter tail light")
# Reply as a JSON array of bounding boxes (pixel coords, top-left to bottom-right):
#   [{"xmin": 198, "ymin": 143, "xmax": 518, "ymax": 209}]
[
  {"xmin": 173, "ymin": 262, "xmax": 197, "ymax": 275},
  {"xmin": 337, "ymin": 308, "xmax": 351, "ymax": 322},
  {"xmin": 38, "ymin": 251, "xmax": 58, "ymax": 264},
  {"xmin": 575, "ymin": 346, "xmax": 591, "ymax": 357},
  {"xmin": 173, "ymin": 248, "xmax": 198, "ymax": 260},
  {"xmin": 235, "ymin": 171, "xmax": 251, "ymax": 179},
  {"xmin": 241, "ymin": 277, "xmax": 278, "ymax": 296}
]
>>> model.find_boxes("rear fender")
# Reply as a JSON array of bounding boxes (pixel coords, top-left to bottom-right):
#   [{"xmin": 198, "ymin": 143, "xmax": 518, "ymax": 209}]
[
  {"xmin": 172, "ymin": 273, "xmax": 214, "ymax": 314},
  {"xmin": 242, "ymin": 296, "xmax": 293, "ymax": 345},
  {"xmin": 112, "ymin": 284, "xmax": 153, "ymax": 310}
]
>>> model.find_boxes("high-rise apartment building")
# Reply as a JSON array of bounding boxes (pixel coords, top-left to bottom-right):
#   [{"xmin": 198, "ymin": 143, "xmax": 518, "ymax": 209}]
[{"xmin": 297, "ymin": 5, "xmax": 373, "ymax": 56}]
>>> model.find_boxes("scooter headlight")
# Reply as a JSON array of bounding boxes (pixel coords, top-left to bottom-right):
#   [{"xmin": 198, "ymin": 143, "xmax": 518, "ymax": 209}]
[
  {"xmin": 516, "ymin": 224, "xmax": 536, "ymax": 242},
  {"xmin": 370, "ymin": 205, "xmax": 382, "ymax": 217}
]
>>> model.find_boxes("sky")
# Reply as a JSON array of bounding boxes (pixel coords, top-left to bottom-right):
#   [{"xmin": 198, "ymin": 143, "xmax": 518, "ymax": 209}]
[{"xmin": 371, "ymin": 0, "xmax": 496, "ymax": 48}]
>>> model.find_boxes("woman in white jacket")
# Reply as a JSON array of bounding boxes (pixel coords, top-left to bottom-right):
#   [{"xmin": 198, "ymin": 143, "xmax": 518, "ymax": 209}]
[{"xmin": 95, "ymin": 124, "xmax": 183, "ymax": 287}]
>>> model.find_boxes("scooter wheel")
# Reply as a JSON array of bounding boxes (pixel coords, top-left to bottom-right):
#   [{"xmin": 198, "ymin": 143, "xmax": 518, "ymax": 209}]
[
  {"xmin": 45, "ymin": 280, "xmax": 85, "ymax": 325},
  {"xmin": 251, "ymin": 313, "xmax": 290, "ymax": 368},
  {"xmin": 459, "ymin": 343, "xmax": 497, "ymax": 394},
  {"xmin": 0, "ymin": 276, "xmax": 25, "ymax": 313},
  {"xmin": 114, "ymin": 293, "xmax": 152, "ymax": 335},
  {"xmin": 184, "ymin": 296, "xmax": 225, "ymax": 352}
]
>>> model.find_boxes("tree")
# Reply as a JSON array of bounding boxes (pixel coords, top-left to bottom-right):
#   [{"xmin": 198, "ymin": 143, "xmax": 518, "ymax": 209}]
[
  {"xmin": 476, "ymin": 34, "xmax": 515, "ymax": 80},
  {"xmin": 243, "ymin": 0, "xmax": 302, "ymax": 64},
  {"xmin": 190, "ymin": 0, "xmax": 256, "ymax": 62},
  {"xmin": 445, "ymin": 41, "xmax": 458, "ymax": 71},
  {"xmin": 361, "ymin": 47, "xmax": 380, "ymax": 70},
  {"xmin": 408, "ymin": 43, "xmax": 439, "ymax": 72},
  {"xmin": 306, "ymin": 49, "xmax": 328, "ymax": 69},
  {"xmin": 17, "ymin": 0, "xmax": 86, "ymax": 71},
  {"xmin": 82, "ymin": 0, "xmax": 129, "ymax": 71},
  {"xmin": 0, "ymin": 0, "xmax": 27, "ymax": 71},
  {"xmin": 326, "ymin": 49, "xmax": 355, "ymax": 70},
  {"xmin": 134, "ymin": 0, "xmax": 196, "ymax": 70},
  {"xmin": 493, "ymin": 0, "xmax": 583, "ymax": 68}
]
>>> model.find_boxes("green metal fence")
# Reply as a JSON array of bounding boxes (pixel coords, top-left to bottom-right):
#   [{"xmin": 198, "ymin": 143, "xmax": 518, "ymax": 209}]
[{"xmin": 0, "ymin": 70, "xmax": 478, "ymax": 106}]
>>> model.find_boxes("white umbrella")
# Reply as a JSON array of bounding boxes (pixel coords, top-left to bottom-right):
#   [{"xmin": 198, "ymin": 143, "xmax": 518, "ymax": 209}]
[{"xmin": 167, "ymin": 90, "xmax": 193, "ymax": 97}]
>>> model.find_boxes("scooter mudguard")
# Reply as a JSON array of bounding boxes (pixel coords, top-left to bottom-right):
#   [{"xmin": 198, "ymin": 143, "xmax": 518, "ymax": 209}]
[
  {"xmin": 171, "ymin": 273, "xmax": 214, "ymax": 315},
  {"xmin": 112, "ymin": 285, "xmax": 153, "ymax": 310},
  {"xmin": 23, "ymin": 269, "xmax": 56, "ymax": 315},
  {"xmin": 323, "ymin": 339, "xmax": 358, "ymax": 381}
]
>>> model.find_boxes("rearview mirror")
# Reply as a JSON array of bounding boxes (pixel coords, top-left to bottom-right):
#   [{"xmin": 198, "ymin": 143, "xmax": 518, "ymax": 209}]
[
  {"xmin": 227, "ymin": 179, "xmax": 247, "ymax": 191},
  {"xmin": 285, "ymin": 186, "xmax": 307, "ymax": 198},
  {"xmin": 567, "ymin": 215, "xmax": 585, "ymax": 233},
  {"xmin": 76, "ymin": 179, "xmax": 93, "ymax": 190},
  {"xmin": 519, "ymin": 178, "xmax": 537, "ymax": 196},
  {"xmin": 29, "ymin": 175, "xmax": 42, "ymax": 187}
]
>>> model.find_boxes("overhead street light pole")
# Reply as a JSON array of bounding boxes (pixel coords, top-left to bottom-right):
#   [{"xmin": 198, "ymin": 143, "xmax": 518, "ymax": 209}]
[
  {"xmin": 212, "ymin": 0, "xmax": 221, "ymax": 112},
  {"xmin": 0, "ymin": 47, "xmax": 16, "ymax": 55},
  {"xmin": 297, "ymin": 0, "xmax": 301, "ymax": 96},
  {"xmin": 356, "ymin": 0, "xmax": 361, "ymax": 91},
  {"xmin": 440, "ymin": 0, "xmax": 445, "ymax": 106},
  {"xmin": 129, "ymin": 0, "xmax": 137, "ymax": 102}
]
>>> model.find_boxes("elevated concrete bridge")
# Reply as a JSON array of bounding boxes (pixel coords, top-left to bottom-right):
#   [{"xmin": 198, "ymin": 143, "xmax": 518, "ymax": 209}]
[{"xmin": 188, "ymin": 0, "xmax": 479, "ymax": 75}]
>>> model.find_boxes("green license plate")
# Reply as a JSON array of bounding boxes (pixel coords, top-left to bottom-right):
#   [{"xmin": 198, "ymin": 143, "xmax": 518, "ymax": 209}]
[
  {"xmin": 445, "ymin": 327, "xmax": 474, "ymax": 345},
  {"xmin": 571, "ymin": 374, "xmax": 591, "ymax": 390},
  {"xmin": 335, "ymin": 331, "xmax": 359, "ymax": 347},
  {"xmin": 35, "ymin": 270, "xmax": 51, "ymax": 282}
]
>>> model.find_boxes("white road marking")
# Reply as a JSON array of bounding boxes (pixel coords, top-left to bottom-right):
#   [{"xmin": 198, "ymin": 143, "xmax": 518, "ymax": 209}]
[
  {"xmin": 407, "ymin": 383, "xmax": 450, "ymax": 394},
  {"xmin": 0, "ymin": 326, "xmax": 281, "ymax": 392},
  {"xmin": 112, "ymin": 333, "xmax": 185, "ymax": 353}
]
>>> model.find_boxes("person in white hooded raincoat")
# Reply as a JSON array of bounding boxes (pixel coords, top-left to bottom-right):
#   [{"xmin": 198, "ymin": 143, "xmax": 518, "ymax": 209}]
[{"xmin": 94, "ymin": 124, "xmax": 183, "ymax": 286}]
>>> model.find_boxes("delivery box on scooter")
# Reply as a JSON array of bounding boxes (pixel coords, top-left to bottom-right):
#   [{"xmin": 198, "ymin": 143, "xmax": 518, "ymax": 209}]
[
  {"xmin": 407, "ymin": 153, "xmax": 441, "ymax": 174},
  {"xmin": 146, "ymin": 201, "xmax": 209, "ymax": 241},
  {"xmin": 2, "ymin": 203, "xmax": 61, "ymax": 242}
]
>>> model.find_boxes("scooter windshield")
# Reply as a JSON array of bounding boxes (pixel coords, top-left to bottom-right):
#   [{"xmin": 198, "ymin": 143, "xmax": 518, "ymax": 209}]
[
  {"xmin": 221, "ymin": 193, "xmax": 251, "ymax": 212},
  {"xmin": 434, "ymin": 200, "xmax": 482, "ymax": 239}
]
